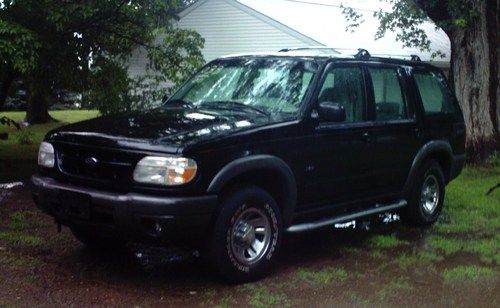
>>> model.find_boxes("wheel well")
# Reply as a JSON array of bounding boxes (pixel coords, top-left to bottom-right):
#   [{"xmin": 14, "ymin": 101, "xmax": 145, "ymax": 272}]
[
  {"xmin": 426, "ymin": 151, "xmax": 452, "ymax": 182},
  {"xmin": 219, "ymin": 169, "xmax": 289, "ymax": 220}
]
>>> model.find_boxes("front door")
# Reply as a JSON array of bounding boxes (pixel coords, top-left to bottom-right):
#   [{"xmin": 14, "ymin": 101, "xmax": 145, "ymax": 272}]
[{"xmin": 300, "ymin": 63, "xmax": 376, "ymax": 209}]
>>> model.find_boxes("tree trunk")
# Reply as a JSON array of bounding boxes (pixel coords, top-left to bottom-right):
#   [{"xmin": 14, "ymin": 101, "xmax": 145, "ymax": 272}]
[
  {"xmin": 25, "ymin": 76, "xmax": 52, "ymax": 124},
  {"xmin": 448, "ymin": 0, "xmax": 499, "ymax": 161},
  {"xmin": 0, "ymin": 66, "xmax": 15, "ymax": 110}
]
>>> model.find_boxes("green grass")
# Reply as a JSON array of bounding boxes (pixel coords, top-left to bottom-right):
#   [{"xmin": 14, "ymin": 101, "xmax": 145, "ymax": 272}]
[
  {"xmin": 428, "ymin": 161, "xmax": 500, "ymax": 265},
  {"xmin": 0, "ymin": 252, "xmax": 43, "ymax": 269},
  {"xmin": 296, "ymin": 266, "xmax": 348, "ymax": 284},
  {"xmin": 8, "ymin": 210, "xmax": 47, "ymax": 231},
  {"xmin": 436, "ymin": 165, "xmax": 500, "ymax": 236},
  {"xmin": 0, "ymin": 110, "xmax": 99, "ymax": 161},
  {"xmin": 376, "ymin": 277, "xmax": 412, "ymax": 301},
  {"xmin": 0, "ymin": 231, "xmax": 43, "ymax": 246},
  {"xmin": 442, "ymin": 265, "xmax": 497, "ymax": 284},
  {"xmin": 366, "ymin": 234, "xmax": 409, "ymax": 249},
  {"xmin": 396, "ymin": 251, "xmax": 444, "ymax": 269},
  {"xmin": 244, "ymin": 285, "xmax": 290, "ymax": 308}
]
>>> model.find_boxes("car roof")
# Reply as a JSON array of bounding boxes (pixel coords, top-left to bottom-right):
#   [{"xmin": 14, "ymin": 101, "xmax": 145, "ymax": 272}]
[{"xmin": 218, "ymin": 48, "xmax": 438, "ymax": 69}]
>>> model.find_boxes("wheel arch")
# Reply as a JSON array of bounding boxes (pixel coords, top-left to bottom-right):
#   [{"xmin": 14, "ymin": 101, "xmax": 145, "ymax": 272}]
[
  {"xmin": 207, "ymin": 155, "xmax": 297, "ymax": 227},
  {"xmin": 403, "ymin": 140, "xmax": 453, "ymax": 196}
]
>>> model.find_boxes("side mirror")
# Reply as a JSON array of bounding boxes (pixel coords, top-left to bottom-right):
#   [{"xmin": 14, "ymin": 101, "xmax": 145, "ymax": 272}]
[{"xmin": 318, "ymin": 101, "xmax": 346, "ymax": 122}]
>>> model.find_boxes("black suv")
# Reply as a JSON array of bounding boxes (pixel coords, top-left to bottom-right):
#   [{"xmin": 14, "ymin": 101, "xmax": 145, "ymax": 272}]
[{"xmin": 31, "ymin": 48, "xmax": 465, "ymax": 282}]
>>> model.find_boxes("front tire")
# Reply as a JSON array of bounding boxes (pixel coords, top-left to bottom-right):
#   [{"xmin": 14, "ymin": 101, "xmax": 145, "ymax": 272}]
[
  {"xmin": 402, "ymin": 159, "xmax": 445, "ymax": 227},
  {"xmin": 207, "ymin": 185, "xmax": 282, "ymax": 283}
]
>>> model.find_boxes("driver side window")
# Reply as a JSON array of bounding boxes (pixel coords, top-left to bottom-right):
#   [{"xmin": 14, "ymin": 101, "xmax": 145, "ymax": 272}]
[{"xmin": 318, "ymin": 66, "xmax": 365, "ymax": 123}]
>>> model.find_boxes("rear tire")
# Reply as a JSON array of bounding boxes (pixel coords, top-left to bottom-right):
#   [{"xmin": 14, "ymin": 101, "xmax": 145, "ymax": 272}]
[
  {"xmin": 207, "ymin": 185, "xmax": 282, "ymax": 283},
  {"xmin": 402, "ymin": 159, "xmax": 445, "ymax": 227}
]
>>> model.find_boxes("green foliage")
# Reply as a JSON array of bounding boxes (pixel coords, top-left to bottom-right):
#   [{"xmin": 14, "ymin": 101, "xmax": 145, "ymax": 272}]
[
  {"xmin": 0, "ymin": 0, "xmax": 204, "ymax": 118},
  {"xmin": 341, "ymin": 0, "xmax": 481, "ymax": 59},
  {"xmin": 442, "ymin": 266, "xmax": 497, "ymax": 284},
  {"xmin": 84, "ymin": 60, "xmax": 137, "ymax": 115},
  {"xmin": 148, "ymin": 28, "xmax": 205, "ymax": 86}
]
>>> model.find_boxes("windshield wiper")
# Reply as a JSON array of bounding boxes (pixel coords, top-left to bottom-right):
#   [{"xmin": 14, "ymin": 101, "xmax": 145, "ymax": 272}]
[
  {"xmin": 164, "ymin": 98, "xmax": 195, "ymax": 109},
  {"xmin": 200, "ymin": 101, "xmax": 270, "ymax": 117}
]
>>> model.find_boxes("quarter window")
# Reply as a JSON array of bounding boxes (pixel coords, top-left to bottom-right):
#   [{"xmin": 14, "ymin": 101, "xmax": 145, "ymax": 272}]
[
  {"xmin": 414, "ymin": 70, "xmax": 456, "ymax": 115},
  {"xmin": 318, "ymin": 67, "xmax": 365, "ymax": 123},
  {"xmin": 368, "ymin": 67, "xmax": 411, "ymax": 121}
]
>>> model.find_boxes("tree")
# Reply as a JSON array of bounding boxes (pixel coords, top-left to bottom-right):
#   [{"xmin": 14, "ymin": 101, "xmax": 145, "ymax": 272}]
[
  {"xmin": 0, "ymin": 0, "xmax": 204, "ymax": 123},
  {"xmin": 343, "ymin": 0, "xmax": 499, "ymax": 161}
]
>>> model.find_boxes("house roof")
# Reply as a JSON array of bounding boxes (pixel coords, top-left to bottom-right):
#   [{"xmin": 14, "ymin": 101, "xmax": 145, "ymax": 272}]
[{"xmin": 180, "ymin": 0, "xmax": 451, "ymax": 66}]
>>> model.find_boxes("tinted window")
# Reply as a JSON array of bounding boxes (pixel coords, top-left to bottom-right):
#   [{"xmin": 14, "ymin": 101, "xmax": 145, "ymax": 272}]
[
  {"xmin": 414, "ymin": 70, "xmax": 456, "ymax": 115},
  {"xmin": 318, "ymin": 67, "xmax": 364, "ymax": 122},
  {"xmin": 368, "ymin": 67, "xmax": 411, "ymax": 121}
]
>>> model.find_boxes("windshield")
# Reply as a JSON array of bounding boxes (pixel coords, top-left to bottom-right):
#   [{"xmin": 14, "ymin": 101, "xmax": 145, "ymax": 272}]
[{"xmin": 168, "ymin": 58, "xmax": 318, "ymax": 115}]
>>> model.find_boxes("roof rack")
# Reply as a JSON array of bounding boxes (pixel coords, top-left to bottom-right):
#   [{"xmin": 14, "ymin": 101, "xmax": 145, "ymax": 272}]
[
  {"xmin": 278, "ymin": 47, "xmax": 423, "ymax": 62},
  {"xmin": 354, "ymin": 48, "xmax": 371, "ymax": 59}
]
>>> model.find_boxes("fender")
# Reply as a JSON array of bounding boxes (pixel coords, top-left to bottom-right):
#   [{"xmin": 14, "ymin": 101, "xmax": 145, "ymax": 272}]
[
  {"xmin": 207, "ymin": 155, "xmax": 297, "ymax": 226},
  {"xmin": 402, "ymin": 140, "xmax": 453, "ymax": 196}
]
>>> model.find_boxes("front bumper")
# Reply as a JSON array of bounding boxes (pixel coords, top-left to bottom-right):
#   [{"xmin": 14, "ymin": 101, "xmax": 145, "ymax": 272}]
[{"xmin": 30, "ymin": 174, "xmax": 218, "ymax": 244}]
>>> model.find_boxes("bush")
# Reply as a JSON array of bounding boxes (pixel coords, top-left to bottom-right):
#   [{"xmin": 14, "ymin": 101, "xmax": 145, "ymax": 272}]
[
  {"xmin": 83, "ymin": 59, "xmax": 166, "ymax": 115},
  {"xmin": 16, "ymin": 129, "xmax": 34, "ymax": 145}
]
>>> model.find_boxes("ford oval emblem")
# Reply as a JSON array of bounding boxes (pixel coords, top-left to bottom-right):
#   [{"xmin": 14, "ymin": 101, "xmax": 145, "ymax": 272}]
[{"xmin": 85, "ymin": 157, "xmax": 99, "ymax": 166}]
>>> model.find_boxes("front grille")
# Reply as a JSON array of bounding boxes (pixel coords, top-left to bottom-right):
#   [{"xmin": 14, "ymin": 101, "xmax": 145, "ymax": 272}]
[{"xmin": 56, "ymin": 143, "xmax": 142, "ymax": 185}]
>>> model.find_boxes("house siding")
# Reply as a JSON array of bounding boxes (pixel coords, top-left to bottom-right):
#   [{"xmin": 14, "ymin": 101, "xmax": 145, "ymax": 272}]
[{"xmin": 128, "ymin": 0, "xmax": 312, "ymax": 77}]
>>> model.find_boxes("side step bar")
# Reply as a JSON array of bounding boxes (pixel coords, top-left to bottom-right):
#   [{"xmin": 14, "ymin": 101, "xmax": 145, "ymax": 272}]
[{"xmin": 286, "ymin": 200, "xmax": 407, "ymax": 233}]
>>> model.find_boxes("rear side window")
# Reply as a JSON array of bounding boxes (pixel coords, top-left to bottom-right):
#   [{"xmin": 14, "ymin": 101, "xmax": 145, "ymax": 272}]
[
  {"xmin": 318, "ymin": 66, "xmax": 365, "ymax": 123},
  {"xmin": 368, "ymin": 67, "xmax": 411, "ymax": 121},
  {"xmin": 413, "ymin": 70, "xmax": 456, "ymax": 115}
]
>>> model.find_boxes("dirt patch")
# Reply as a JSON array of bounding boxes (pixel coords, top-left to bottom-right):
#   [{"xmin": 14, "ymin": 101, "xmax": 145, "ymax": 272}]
[{"xmin": 0, "ymin": 186, "xmax": 499, "ymax": 307}]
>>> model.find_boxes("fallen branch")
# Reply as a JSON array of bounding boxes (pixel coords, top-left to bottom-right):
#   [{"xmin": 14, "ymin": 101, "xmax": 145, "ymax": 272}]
[
  {"xmin": 0, "ymin": 116, "xmax": 21, "ymax": 130},
  {"xmin": 486, "ymin": 183, "xmax": 499, "ymax": 196}
]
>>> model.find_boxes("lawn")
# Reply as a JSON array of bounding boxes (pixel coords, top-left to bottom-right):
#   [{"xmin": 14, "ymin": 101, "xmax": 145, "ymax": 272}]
[{"xmin": 0, "ymin": 110, "xmax": 99, "ymax": 161}]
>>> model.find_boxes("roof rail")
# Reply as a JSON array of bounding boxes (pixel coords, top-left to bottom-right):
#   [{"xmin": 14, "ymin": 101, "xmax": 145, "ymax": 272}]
[
  {"xmin": 278, "ymin": 47, "xmax": 341, "ymax": 54},
  {"xmin": 369, "ymin": 53, "xmax": 423, "ymax": 61}
]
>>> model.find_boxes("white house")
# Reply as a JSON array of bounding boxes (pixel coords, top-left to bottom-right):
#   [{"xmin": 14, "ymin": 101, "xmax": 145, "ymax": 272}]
[{"xmin": 127, "ymin": 0, "xmax": 451, "ymax": 78}]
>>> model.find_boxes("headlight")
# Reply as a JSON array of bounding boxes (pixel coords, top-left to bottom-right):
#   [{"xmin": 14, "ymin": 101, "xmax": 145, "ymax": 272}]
[
  {"xmin": 133, "ymin": 156, "xmax": 197, "ymax": 186},
  {"xmin": 38, "ymin": 142, "xmax": 55, "ymax": 168}
]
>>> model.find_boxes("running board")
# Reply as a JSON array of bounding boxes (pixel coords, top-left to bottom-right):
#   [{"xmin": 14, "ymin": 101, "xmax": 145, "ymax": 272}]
[{"xmin": 286, "ymin": 200, "xmax": 407, "ymax": 233}]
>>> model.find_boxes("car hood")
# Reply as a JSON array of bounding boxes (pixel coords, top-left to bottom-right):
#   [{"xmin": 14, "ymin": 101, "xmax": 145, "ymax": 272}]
[{"xmin": 46, "ymin": 107, "xmax": 274, "ymax": 153}]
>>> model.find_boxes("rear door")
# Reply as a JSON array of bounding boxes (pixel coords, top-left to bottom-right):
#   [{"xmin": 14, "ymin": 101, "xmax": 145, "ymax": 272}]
[
  {"xmin": 364, "ymin": 64, "xmax": 422, "ymax": 196},
  {"xmin": 412, "ymin": 68, "xmax": 466, "ymax": 155}
]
